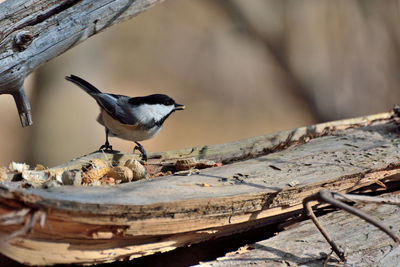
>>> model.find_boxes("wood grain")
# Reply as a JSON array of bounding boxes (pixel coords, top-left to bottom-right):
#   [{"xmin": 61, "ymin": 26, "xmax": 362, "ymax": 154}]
[
  {"xmin": 204, "ymin": 198, "xmax": 400, "ymax": 266},
  {"xmin": 0, "ymin": 112, "xmax": 399, "ymax": 265},
  {"xmin": 0, "ymin": 0, "xmax": 164, "ymax": 126}
]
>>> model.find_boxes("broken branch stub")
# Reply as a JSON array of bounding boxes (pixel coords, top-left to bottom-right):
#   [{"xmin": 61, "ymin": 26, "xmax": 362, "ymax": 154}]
[{"xmin": 0, "ymin": 0, "xmax": 164, "ymax": 127}]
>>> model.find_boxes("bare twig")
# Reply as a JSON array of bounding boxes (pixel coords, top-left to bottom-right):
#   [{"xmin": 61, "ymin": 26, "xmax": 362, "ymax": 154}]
[
  {"xmin": 334, "ymin": 192, "xmax": 400, "ymax": 205},
  {"xmin": 303, "ymin": 190, "xmax": 400, "ymax": 262},
  {"xmin": 303, "ymin": 193, "xmax": 346, "ymax": 261}
]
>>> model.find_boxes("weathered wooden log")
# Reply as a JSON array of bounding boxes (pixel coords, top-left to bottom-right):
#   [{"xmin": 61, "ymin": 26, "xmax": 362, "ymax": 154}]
[
  {"xmin": 0, "ymin": 0, "xmax": 163, "ymax": 126},
  {"xmin": 204, "ymin": 197, "xmax": 400, "ymax": 266},
  {"xmin": 0, "ymin": 111, "xmax": 399, "ymax": 265}
]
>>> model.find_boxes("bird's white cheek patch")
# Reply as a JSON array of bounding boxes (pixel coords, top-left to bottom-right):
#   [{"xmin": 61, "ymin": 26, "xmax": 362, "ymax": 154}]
[{"xmin": 135, "ymin": 104, "xmax": 174, "ymax": 123}]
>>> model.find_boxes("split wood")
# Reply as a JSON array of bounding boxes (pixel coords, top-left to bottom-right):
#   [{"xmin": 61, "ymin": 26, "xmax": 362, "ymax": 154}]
[{"xmin": 303, "ymin": 190, "xmax": 400, "ymax": 262}]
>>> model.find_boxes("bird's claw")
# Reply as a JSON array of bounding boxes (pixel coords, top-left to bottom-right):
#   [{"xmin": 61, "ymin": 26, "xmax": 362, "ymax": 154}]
[
  {"xmin": 134, "ymin": 143, "xmax": 148, "ymax": 161},
  {"xmin": 99, "ymin": 142, "xmax": 113, "ymax": 152}
]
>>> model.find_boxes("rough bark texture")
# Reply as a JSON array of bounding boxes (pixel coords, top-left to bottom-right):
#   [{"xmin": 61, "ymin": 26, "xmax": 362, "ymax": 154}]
[
  {"xmin": 0, "ymin": 111, "xmax": 400, "ymax": 265},
  {"xmin": 203, "ymin": 199, "xmax": 400, "ymax": 266},
  {"xmin": 0, "ymin": 0, "xmax": 163, "ymax": 126}
]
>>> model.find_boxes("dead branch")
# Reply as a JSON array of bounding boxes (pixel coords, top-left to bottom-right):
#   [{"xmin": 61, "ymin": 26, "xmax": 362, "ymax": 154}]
[{"xmin": 0, "ymin": 0, "xmax": 163, "ymax": 126}]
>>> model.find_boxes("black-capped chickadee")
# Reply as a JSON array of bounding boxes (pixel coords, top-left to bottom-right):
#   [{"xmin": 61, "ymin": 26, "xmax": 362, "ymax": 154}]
[{"xmin": 65, "ymin": 75, "xmax": 185, "ymax": 161}]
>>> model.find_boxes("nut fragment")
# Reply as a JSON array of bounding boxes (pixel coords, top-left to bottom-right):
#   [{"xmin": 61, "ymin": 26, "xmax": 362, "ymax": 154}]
[
  {"xmin": 153, "ymin": 170, "xmax": 172, "ymax": 177},
  {"xmin": 196, "ymin": 160, "xmax": 218, "ymax": 169},
  {"xmin": 9, "ymin": 162, "xmax": 30, "ymax": 173},
  {"xmin": 124, "ymin": 159, "xmax": 147, "ymax": 181},
  {"xmin": 103, "ymin": 177, "xmax": 116, "ymax": 184},
  {"xmin": 81, "ymin": 159, "xmax": 110, "ymax": 184},
  {"xmin": 0, "ymin": 167, "xmax": 7, "ymax": 181},
  {"xmin": 175, "ymin": 158, "xmax": 198, "ymax": 171},
  {"xmin": 108, "ymin": 166, "xmax": 133, "ymax": 182},
  {"xmin": 22, "ymin": 170, "xmax": 49, "ymax": 184},
  {"xmin": 82, "ymin": 159, "xmax": 108, "ymax": 170},
  {"xmin": 35, "ymin": 164, "xmax": 46, "ymax": 171},
  {"xmin": 62, "ymin": 170, "xmax": 82, "ymax": 186},
  {"xmin": 175, "ymin": 158, "xmax": 219, "ymax": 171}
]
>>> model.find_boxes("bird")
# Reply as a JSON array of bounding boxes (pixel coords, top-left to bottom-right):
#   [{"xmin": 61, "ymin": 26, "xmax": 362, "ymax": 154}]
[{"xmin": 65, "ymin": 75, "xmax": 185, "ymax": 161}]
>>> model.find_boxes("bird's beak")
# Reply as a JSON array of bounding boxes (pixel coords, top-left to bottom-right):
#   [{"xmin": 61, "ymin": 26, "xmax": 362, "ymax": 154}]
[{"xmin": 174, "ymin": 103, "xmax": 185, "ymax": 110}]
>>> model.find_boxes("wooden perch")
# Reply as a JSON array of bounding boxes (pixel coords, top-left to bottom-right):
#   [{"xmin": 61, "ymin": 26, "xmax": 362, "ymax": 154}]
[
  {"xmin": 0, "ymin": 0, "xmax": 163, "ymax": 127},
  {"xmin": 0, "ymin": 111, "xmax": 400, "ymax": 265}
]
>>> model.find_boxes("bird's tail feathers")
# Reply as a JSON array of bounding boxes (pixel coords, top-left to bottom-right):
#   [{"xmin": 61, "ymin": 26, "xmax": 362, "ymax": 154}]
[{"xmin": 65, "ymin": 75, "xmax": 102, "ymax": 95}]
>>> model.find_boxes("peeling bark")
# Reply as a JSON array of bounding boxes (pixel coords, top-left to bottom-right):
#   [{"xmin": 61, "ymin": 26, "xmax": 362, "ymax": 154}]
[{"xmin": 0, "ymin": 112, "xmax": 400, "ymax": 265}]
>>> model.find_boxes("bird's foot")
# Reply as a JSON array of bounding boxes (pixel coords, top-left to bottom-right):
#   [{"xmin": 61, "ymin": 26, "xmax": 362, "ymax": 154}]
[
  {"xmin": 99, "ymin": 141, "xmax": 113, "ymax": 152},
  {"xmin": 134, "ymin": 142, "xmax": 148, "ymax": 161}
]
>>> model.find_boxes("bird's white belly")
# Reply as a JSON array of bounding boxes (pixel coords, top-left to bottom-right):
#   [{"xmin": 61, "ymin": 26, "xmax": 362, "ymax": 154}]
[{"xmin": 98, "ymin": 110, "xmax": 161, "ymax": 141}]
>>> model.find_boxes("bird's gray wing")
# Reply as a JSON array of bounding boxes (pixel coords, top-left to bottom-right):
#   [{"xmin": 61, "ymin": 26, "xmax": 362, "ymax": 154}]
[{"xmin": 94, "ymin": 93, "xmax": 139, "ymax": 125}]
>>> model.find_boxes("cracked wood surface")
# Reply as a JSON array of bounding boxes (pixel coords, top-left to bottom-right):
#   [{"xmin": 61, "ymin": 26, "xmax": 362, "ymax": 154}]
[
  {"xmin": 0, "ymin": 112, "xmax": 400, "ymax": 265},
  {"xmin": 0, "ymin": 0, "xmax": 163, "ymax": 86},
  {"xmin": 0, "ymin": 0, "xmax": 163, "ymax": 125},
  {"xmin": 203, "ymin": 198, "xmax": 400, "ymax": 267}
]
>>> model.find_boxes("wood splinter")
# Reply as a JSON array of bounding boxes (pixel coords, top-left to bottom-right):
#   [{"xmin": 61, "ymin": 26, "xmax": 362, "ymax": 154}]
[{"xmin": 303, "ymin": 190, "xmax": 400, "ymax": 262}]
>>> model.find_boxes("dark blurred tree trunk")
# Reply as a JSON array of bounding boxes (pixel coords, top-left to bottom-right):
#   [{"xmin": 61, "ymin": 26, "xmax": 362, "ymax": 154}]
[{"xmin": 219, "ymin": 0, "xmax": 400, "ymax": 121}]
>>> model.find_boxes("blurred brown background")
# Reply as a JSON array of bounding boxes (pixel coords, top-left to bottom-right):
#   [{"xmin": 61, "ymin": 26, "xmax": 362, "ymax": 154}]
[{"xmin": 1, "ymin": 0, "xmax": 400, "ymax": 167}]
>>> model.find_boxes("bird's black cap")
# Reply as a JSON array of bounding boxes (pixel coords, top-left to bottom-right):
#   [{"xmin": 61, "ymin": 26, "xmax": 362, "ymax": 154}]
[{"xmin": 128, "ymin": 94, "xmax": 176, "ymax": 106}]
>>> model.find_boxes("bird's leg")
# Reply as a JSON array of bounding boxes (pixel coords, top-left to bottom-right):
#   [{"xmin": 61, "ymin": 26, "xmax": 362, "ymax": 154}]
[
  {"xmin": 134, "ymin": 142, "xmax": 148, "ymax": 161},
  {"xmin": 99, "ymin": 128, "xmax": 113, "ymax": 151}
]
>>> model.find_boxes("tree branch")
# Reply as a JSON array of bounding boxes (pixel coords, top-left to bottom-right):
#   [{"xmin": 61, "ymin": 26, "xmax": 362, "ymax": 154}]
[{"xmin": 0, "ymin": 0, "xmax": 163, "ymax": 127}]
